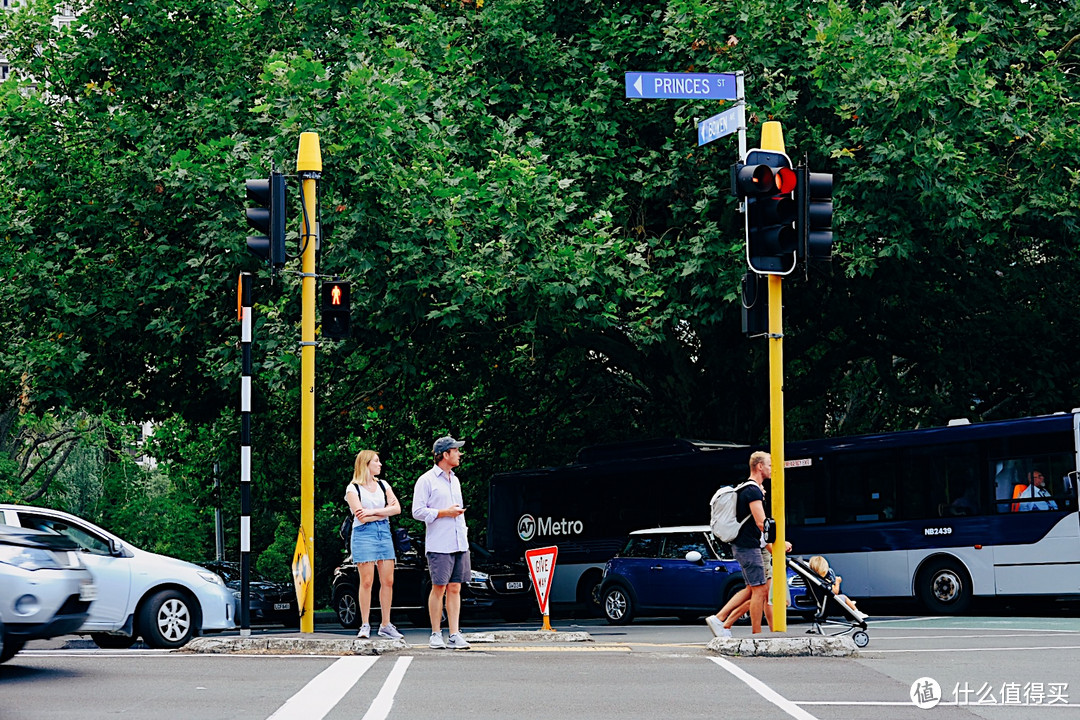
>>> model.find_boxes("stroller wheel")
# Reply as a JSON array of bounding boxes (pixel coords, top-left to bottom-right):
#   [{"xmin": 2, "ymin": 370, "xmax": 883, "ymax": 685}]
[{"xmin": 852, "ymin": 630, "xmax": 869, "ymax": 648}]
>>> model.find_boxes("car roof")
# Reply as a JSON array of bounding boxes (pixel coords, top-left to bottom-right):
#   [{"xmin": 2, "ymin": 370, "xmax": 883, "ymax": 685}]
[{"xmin": 628, "ymin": 525, "xmax": 711, "ymax": 535}]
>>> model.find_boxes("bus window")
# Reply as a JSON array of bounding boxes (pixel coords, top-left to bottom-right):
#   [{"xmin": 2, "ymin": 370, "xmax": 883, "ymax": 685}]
[
  {"xmin": 903, "ymin": 443, "xmax": 981, "ymax": 520},
  {"xmin": 826, "ymin": 451, "xmax": 898, "ymax": 523},
  {"xmin": 995, "ymin": 452, "xmax": 1074, "ymax": 513},
  {"xmin": 786, "ymin": 462, "xmax": 828, "ymax": 527}
]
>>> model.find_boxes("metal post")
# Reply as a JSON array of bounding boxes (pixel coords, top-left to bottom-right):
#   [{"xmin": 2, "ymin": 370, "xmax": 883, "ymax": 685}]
[
  {"xmin": 760, "ymin": 121, "xmax": 788, "ymax": 632},
  {"xmin": 213, "ymin": 461, "xmax": 223, "ymax": 562},
  {"xmin": 296, "ymin": 132, "xmax": 321, "ymax": 634},
  {"xmin": 238, "ymin": 272, "xmax": 253, "ymax": 636}
]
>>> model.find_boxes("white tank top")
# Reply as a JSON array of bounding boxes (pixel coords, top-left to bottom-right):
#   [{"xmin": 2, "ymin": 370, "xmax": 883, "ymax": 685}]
[{"xmin": 346, "ymin": 482, "xmax": 388, "ymax": 528}]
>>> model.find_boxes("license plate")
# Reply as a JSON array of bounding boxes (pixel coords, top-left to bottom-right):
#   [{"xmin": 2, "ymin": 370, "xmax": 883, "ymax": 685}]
[
  {"xmin": 506, "ymin": 582, "xmax": 523, "ymax": 590},
  {"xmin": 274, "ymin": 603, "xmax": 291, "ymax": 611},
  {"xmin": 80, "ymin": 583, "xmax": 98, "ymax": 601}
]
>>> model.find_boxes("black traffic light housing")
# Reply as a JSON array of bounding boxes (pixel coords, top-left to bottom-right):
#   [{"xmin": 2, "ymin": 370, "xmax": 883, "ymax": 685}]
[
  {"xmin": 795, "ymin": 168, "xmax": 834, "ymax": 262},
  {"xmin": 732, "ymin": 149, "xmax": 798, "ymax": 275},
  {"xmin": 245, "ymin": 172, "xmax": 287, "ymax": 268},
  {"xmin": 321, "ymin": 280, "xmax": 351, "ymax": 340}
]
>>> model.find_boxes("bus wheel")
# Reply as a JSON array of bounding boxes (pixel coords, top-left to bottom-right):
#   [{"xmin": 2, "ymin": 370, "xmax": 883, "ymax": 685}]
[
  {"xmin": 917, "ymin": 558, "xmax": 972, "ymax": 615},
  {"xmin": 577, "ymin": 570, "xmax": 604, "ymax": 617}
]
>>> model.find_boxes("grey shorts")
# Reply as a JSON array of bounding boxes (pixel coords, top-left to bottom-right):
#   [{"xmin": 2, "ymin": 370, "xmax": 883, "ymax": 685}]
[
  {"xmin": 427, "ymin": 551, "xmax": 471, "ymax": 586},
  {"xmin": 733, "ymin": 544, "xmax": 767, "ymax": 587}
]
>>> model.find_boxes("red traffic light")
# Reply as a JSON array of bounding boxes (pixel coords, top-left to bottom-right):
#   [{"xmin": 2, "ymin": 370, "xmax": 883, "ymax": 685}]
[{"xmin": 774, "ymin": 167, "xmax": 797, "ymax": 194}]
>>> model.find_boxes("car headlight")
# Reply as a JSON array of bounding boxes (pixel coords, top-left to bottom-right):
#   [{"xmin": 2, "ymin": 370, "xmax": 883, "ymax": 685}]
[
  {"xmin": 197, "ymin": 570, "xmax": 225, "ymax": 586},
  {"xmin": 0, "ymin": 544, "xmax": 64, "ymax": 571},
  {"xmin": 466, "ymin": 569, "xmax": 489, "ymax": 590}
]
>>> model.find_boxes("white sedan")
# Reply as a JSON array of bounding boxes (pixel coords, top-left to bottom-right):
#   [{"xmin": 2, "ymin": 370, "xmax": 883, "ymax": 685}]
[{"xmin": 0, "ymin": 504, "xmax": 235, "ymax": 649}]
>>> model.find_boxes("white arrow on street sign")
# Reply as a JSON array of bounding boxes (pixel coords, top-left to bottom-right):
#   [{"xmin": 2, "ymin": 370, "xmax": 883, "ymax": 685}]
[
  {"xmin": 633, "ymin": 75, "xmax": 643, "ymax": 96},
  {"xmin": 524, "ymin": 546, "xmax": 559, "ymax": 617}
]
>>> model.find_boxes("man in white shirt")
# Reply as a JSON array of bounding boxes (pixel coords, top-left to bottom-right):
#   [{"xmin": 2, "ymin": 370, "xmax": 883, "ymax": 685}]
[
  {"xmin": 412, "ymin": 436, "xmax": 471, "ymax": 649},
  {"xmin": 1017, "ymin": 470, "xmax": 1059, "ymax": 512}
]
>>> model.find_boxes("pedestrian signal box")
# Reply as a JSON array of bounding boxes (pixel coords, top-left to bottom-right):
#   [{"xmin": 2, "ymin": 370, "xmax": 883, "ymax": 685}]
[{"xmin": 321, "ymin": 280, "xmax": 351, "ymax": 340}]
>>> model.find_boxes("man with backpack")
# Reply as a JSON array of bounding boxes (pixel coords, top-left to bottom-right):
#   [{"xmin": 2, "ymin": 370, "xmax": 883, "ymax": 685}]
[{"xmin": 707, "ymin": 451, "xmax": 771, "ymax": 635}]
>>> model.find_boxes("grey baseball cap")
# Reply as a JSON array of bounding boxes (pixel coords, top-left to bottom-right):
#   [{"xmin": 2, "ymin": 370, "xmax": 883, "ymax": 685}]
[{"xmin": 433, "ymin": 436, "xmax": 465, "ymax": 455}]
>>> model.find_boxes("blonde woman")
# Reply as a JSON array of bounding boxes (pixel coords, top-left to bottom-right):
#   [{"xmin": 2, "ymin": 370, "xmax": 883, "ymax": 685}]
[{"xmin": 344, "ymin": 450, "xmax": 404, "ymax": 640}]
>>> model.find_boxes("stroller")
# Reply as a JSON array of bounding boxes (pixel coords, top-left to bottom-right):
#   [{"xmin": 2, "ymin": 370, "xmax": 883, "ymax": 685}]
[{"xmin": 787, "ymin": 556, "xmax": 870, "ymax": 648}]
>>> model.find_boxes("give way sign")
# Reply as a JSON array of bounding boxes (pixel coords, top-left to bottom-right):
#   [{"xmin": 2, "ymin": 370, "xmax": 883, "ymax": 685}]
[{"xmin": 524, "ymin": 546, "xmax": 559, "ymax": 616}]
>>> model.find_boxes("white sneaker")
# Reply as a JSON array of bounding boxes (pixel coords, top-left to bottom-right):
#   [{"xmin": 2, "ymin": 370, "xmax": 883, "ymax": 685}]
[
  {"xmin": 429, "ymin": 632, "xmax": 447, "ymax": 649},
  {"xmin": 447, "ymin": 633, "xmax": 471, "ymax": 650},
  {"xmin": 378, "ymin": 624, "xmax": 403, "ymax": 640},
  {"xmin": 706, "ymin": 615, "xmax": 724, "ymax": 637},
  {"xmin": 357, "ymin": 624, "xmax": 370, "ymax": 639},
  {"xmin": 720, "ymin": 627, "xmax": 732, "ymax": 638}
]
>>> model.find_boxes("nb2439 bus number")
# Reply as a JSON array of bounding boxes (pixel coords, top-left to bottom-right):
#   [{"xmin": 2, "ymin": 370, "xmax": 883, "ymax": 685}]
[{"xmin": 923, "ymin": 527, "xmax": 953, "ymax": 536}]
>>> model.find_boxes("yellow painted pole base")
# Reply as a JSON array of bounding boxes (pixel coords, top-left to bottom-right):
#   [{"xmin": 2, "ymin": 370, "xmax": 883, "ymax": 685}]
[{"xmin": 541, "ymin": 615, "xmax": 555, "ymax": 632}]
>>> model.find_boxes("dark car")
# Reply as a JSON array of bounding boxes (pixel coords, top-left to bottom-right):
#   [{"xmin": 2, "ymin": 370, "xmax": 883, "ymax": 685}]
[
  {"xmin": 598, "ymin": 525, "xmax": 815, "ymax": 625},
  {"xmin": 332, "ymin": 536, "xmax": 537, "ymax": 628},
  {"xmin": 197, "ymin": 561, "xmax": 299, "ymax": 627}
]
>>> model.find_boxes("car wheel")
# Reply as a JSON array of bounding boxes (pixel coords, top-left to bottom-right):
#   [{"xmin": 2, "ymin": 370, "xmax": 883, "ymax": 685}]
[
  {"xmin": 91, "ymin": 633, "xmax": 137, "ymax": 649},
  {"xmin": 917, "ymin": 557, "xmax": 972, "ymax": 615},
  {"xmin": 0, "ymin": 637, "xmax": 24, "ymax": 664},
  {"xmin": 602, "ymin": 585, "xmax": 634, "ymax": 625},
  {"xmin": 334, "ymin": 585, "xmax": 359, "ymax": 629},
  {"xmin": 139, "ymin": 589, "xmax": 195, "ymax": 649}
]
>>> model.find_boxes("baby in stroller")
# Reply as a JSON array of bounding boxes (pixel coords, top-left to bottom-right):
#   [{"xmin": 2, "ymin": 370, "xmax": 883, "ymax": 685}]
[
  {"xmin": 808, "ymin": 556, "xmax": 859, "ymax": 613},
  {"xmin": 787, "ymin": 555, "xmax": 870, "ymax": 647}
]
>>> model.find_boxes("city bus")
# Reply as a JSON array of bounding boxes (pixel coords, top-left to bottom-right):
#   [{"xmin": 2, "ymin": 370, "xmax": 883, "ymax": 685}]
[
  {"xmin": 487, "ymin": 412, "xmax": 1080, "ymax": 613},
  {"xmin": 783, "ymin": 411, "xmax": 1079, "ymax": 613}
]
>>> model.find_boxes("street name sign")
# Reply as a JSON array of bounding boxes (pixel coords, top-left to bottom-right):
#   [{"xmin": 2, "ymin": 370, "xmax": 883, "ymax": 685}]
[
  {"xmin": 698, "ymin": 104, "xmax": 744, "ymax": 146},
  {"xmin": 625, "ymin": 71, "xmax": 740, "ymax": 101}
]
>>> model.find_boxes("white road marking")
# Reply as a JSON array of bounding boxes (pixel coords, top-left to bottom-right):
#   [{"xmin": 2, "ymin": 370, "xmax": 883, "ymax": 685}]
[
  {"xmin": 709, "ymin": 657, "xmax": 820, "ymax": 720},
  {"xmin": 267, "ymin": 656, "xmax": 377, "ymax": 720},
  {"xmin": 361, "ymin": 656, "xmax": 413, "ymax": 720}
]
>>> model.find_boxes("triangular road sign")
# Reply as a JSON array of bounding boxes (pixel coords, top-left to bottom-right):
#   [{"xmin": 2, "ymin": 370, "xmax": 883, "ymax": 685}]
[{"xmin": 525, "ymin": 546, "xmax": 559, "ymax": 617}]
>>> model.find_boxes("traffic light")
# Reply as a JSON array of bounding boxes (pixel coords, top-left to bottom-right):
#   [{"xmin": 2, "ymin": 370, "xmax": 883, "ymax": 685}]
[
  {"xmin": 732, "ymin": 149, "xmax": 798, "ymax": 275},
  {"xmin": 795, "ymin": 168, "xmax": 834, "ymax": 262},
  {"xmin": 321, "ymin": 280, "xmax": 350, "ymax": 340},
  {"xmin": 245, "ymin": 172, "xmax": 286, "ymax": 268}
]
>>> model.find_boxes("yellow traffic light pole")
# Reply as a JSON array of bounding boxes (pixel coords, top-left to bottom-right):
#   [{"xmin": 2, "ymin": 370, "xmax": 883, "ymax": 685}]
[
  {"xmin": 297, "ymin": 132, "xmax": 321, "ymax": 633},
  {"xmin": 760, "ymin": 121, "xmax": 788, "ymax": 633}
]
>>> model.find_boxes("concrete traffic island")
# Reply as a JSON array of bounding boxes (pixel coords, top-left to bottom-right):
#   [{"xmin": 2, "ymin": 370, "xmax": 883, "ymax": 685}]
[
  {"xmin": 182, "ymin": 630, "xmax": 592, "ymax": 655},
  {"xmin": 182, "ymin": 636, "xmax": 410, "ymax": 656},
  {"xmin": 707, "ymin": 634, "xmax": 857, "ymax": 657}
]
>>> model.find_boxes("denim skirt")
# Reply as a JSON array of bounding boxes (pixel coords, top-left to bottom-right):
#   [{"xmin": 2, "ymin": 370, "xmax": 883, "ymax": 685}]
[{"xmin": 351, "ymin": 520, "xmax": 395, "ymax": 564}]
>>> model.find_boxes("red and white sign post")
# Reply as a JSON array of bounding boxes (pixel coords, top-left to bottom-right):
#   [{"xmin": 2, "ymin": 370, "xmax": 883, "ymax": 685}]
[{"xmin": 525, "ymin": 546, "xmax": 558, "ymax": 632}]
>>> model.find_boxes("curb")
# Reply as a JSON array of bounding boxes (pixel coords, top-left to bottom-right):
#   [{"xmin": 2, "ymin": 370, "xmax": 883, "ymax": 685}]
[
  {"xmin": 182, "ymin": 630, "xmax": 592, "ymax": 655},
  {"xmin": 707, "ymin": 634, "xmax": 857, "ymax": 657}
]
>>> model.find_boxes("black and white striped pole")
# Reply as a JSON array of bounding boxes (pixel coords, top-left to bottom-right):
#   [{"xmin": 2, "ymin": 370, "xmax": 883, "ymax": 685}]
[{"xmin": 238, "ymin": 272, "xmax": 253, "ymax": 636}]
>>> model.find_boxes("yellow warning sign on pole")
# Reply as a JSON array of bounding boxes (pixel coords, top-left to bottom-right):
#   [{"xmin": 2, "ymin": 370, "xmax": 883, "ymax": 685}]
[{"xmin": 291, "ymin": 527, "xmax": 311, "ymax": 618}]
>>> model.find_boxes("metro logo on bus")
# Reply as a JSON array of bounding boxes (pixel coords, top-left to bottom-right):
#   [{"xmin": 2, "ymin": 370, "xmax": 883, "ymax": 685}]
[{"xmin": 517, "ymin": 514, "xmax": 583, "ymax": 541}]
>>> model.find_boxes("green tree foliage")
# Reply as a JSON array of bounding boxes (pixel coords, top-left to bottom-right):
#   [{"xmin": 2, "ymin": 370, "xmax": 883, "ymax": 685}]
[{"xmin": 1, "ymin": 0, "xmax": 1077, "ymax": 579}]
